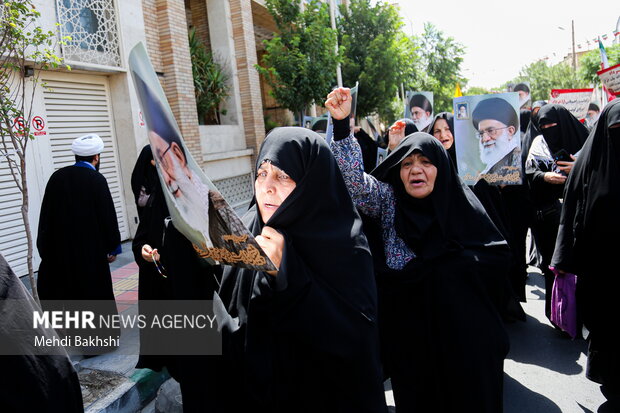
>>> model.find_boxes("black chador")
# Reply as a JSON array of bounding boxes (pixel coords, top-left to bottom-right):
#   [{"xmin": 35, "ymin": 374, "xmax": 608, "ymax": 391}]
[{"xmin": 214, "ymin": 127, "xmax": 386, "ymax": 413}]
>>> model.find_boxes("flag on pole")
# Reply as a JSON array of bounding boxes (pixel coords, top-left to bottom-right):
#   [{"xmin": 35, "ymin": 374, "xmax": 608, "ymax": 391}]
[
  {"xmin": 454, "ymin": 83, "xmax": 463, "ymax": 98},
  {"xmin": 599, "ymin": 37, "xmax": 609, "ymax": 69}
]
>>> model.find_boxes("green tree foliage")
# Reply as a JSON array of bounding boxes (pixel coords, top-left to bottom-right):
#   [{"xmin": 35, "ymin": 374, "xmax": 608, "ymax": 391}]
[
  {"xmin": 407, "ymin": 23, "xmax": 465, "ymax": 113},
  {"xmin": 188, "ymin": 28, "xmax": 229, "ymax": 125},
  {"xmin": 257, "ymin": 0, "xmax": 340, "ymax": 126},
  {"xmin": 465, "ymin": 86, "xmax": 491, "ymax": 96},
  {"xmin": 337, "ymin": 0, "xmax": 411, "ymax": 120},
  {"xmin": 505, "ymin": 60, "xmax": 587, "ymax": 102},
  {"xmin": 1, "ymin": 1, "xmax": 69, "ymax": 300},
  {"xmin": 578, "ymin": 43, "xmax": 620, "ymax": 85}
]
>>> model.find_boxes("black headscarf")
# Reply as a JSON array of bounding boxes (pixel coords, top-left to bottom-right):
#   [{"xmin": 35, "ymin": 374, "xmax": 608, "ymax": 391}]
[
  {"xmin": 218, "ymin": 126, "xmax": 377, "ymax": 354},
  {"xmin": 521, "ymin": 105, "xmax": 543, "ymax": 165},
  {"xmin": 398, "ymin": 118, "xmax": 418, "ymax": 137},
  {"xmin": 371, "ymin": 133, "xmax": 506, "ymax": 260},
  {"xmin": 427, "ymin": 112, "xmax": 457, "ymax": 167},
  {"xmin": 130, "ymin": 145, "xmax": 159, "ymax": 208},
  {"xmin": 552, "ymin": 99, "xmax": 620, "ymax": 274},
  {"xmin": 537, "ymin": 104, "xmax": 588, "ymax": 156},
  {"xmin": 519, "ymin": 109, "xmax": 531, "ymax": 135}
]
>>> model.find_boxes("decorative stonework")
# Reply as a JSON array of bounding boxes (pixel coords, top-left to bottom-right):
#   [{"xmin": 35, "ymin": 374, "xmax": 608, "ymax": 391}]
[{"xmin": 56, "ymin": 0, "xmax": 121, "ymax": 67}]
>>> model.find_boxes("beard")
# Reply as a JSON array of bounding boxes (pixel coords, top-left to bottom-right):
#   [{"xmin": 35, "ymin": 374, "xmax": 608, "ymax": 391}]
[
  {"xmin": 480, "ymin": 130, "xmax": 516, "ymax": 166},
  {"xmin": 169, "ymin": 156, "xmax": 213, "ymax": 247},
  {"xmin": 413, "ymin": 114, "xmax": 431, "ymax": 131}
]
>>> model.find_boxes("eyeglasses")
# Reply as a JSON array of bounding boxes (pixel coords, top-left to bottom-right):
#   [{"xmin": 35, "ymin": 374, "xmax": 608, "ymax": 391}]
[
  {"xmin": 151, "ymin": 252, "xmax": 168, "ymax": 278},
  {"xmin": 475, "ymin": 126, "xmax": 510, "ymax": 140},
  {"xmin": 154, "ymin": 142, "xmax": 173, "ymax": 170}
]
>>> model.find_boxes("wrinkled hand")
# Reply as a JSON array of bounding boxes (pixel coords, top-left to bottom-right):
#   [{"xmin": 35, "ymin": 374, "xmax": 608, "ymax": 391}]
[
  {"xmin": 255, "ymin": 226, "xmax": 284, "ymax": 276},
  {"xmin": 556, "ymin": 154, "xmax": 577, "ymax": 175},
  {"xmin": 325, "ymin": 88, "xmax": 352, "ymax": 120},
  {"xmin": 544, "ymin": 172, "xmax": 567, "ymax": 184},
  {"xmin": 141, "ymin": 244, "xmax": 160, "ymax": 263},
  {"xmin": 388, "ymin": 120, "xmax": 406, "ymax": 151}
]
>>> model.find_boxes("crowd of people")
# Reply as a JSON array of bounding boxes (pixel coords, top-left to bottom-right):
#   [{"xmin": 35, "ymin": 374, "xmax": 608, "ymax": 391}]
[{"xmin": 1, "ymin": 82, "xmax": 618, "ymax": 413}]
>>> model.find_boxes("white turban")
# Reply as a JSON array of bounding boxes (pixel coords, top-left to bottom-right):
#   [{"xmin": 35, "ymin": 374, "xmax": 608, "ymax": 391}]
[{"xmin": 71, "ymin": 134, "xmax": 104, "ymax": 156}]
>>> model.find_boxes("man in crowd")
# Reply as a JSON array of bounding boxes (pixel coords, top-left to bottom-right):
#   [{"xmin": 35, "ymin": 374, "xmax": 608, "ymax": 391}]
[
  {"xmin": 37, "ymin": 134, "xmax": 121, "ymax": 354},
  {"xmin": 586, "ymin": 102, "xmax": 600, "ymax": 130}
]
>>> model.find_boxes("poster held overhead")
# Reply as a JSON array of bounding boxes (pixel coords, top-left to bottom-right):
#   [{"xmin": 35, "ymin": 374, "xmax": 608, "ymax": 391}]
[
  {"xmin": 405, "ymin": 91, "xmax": 434, "ymax": 132},
  {"xmin": 453, "ymin": 93, "xmax": 522, "ymax": 186},
  {"xmin": 128, "ymin": 43, "xmax": 275, "ymax": 272}
]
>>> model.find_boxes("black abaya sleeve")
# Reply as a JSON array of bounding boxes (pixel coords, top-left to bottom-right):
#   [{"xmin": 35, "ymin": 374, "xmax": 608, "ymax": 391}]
[
  {"xmin": 262, "ymin": 238, "xmax": 376, "ymax": 359},
  {"xmin": 550, "ymin": 177, "xmax": 582, "ymax": 274}
]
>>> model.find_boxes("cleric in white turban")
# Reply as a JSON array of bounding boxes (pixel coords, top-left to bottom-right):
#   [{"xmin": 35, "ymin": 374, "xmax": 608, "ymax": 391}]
[
  {"xmin": 36, "ymin": 131, "xmax": 121, "ymax": 350},
  {"xmin": 71, "ymin": 133, "xmax": 104, "ymax": 157}
]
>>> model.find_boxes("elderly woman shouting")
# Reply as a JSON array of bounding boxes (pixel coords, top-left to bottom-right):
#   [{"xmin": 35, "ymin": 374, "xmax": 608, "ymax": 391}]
[{"xmin": 326, "ymin": 87, "xmax": 510, "ymax": 413}]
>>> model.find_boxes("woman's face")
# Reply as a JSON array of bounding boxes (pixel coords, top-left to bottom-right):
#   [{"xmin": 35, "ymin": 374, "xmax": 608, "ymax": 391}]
[
  {"xmin": 399, "ymin": 153, "xmax": 437, "ymax": 199},
  {"xmin": 255, "ymin": 162, "xmax": 297, "ymax": 222},
  {"xmin": 432, "ymin": 119, "xmax": 454, "ymax": 150}
]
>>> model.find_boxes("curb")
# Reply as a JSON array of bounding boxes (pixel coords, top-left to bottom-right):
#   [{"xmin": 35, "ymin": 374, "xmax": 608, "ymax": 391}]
[{"xmin": 85, "ymin": 369, "xmax": 170, "ymax": 413}]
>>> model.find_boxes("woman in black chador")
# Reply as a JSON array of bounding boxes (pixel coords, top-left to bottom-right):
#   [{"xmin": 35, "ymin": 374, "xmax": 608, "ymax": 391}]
[
  {"xmin": 526, "ymin": 104, "xmax": 588, "ymax": 320},
  {"xmin": 214, "ymin": 127, "xmax": 386, "ymax": 412},
  {"xmin": 131, "ymin": 145, "xmax": 170, "ymax": 371},
  {"xmin": 552, "ymin": 99, "xmax": 620, "ymax": 413},
  {"xmin": 327, "ymin": 87, "xmax": 509, "ymax": 413}
]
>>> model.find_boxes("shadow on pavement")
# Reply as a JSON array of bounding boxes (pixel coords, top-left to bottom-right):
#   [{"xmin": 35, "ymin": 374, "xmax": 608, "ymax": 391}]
[
  {"xmin": 505, "ymin": 272, "xmax": 586, "ymax": 376},
  {"xmin": 504, "ymin": 373, "xmax": 562, "ymax": 413}
]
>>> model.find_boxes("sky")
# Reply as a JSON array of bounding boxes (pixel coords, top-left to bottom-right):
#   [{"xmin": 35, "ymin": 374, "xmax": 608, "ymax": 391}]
[{"xmin": 392, "ymin": 0, "xmax": 620, "ymax": 89}]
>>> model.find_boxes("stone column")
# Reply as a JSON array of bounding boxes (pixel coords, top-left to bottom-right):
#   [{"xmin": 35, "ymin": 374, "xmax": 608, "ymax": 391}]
[{"xmin": 229, "ymin": 0, "xmax": 266, "ymax": 157}]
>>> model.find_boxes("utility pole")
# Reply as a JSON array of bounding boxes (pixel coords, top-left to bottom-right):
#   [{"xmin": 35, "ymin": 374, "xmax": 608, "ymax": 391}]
[
  {"xmin": 571, "ymin": 20, "xmax": 577, "ymax": 73},
  {"xmin": 329, "ymin": 0, "xmax": 343, "ymax": 87}
]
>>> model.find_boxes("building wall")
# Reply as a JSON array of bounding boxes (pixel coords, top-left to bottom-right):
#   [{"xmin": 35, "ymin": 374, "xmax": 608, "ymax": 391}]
[{"xmin": 230, "ymin": 0, "xmax": 266, "ymax": 157}]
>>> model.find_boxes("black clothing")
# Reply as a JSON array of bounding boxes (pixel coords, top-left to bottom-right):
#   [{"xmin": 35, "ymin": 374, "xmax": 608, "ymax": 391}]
[
  {"xmin": 521, "ymin": 107, "xmax": 543, "ymax": 168},
  {"xmin": 160, "ymin": 223, "xmax": 223, "ymax": 412},
  {"xmin": 215, "ymin": 127, "xmax": 386, "ymax": 412},
  {"xmin": 131, "ymin": 145, "xmax": 171, "ymax": 371},
  {"xmin": 37, "ymin": 164, "xmax": 120, "ymax": 301},
  {"xmin": 131, "ymin": 145, "xmax": 170, "ymax": 302},
  {"xmin": 370, "ymin": 133, "xmax": 510, "ymax": 413},
  {"xmin": 537, "ymin": 104, "xmax": 589, "ymax": 156},
  {"xmin": 520, "ymin": 109, "xmax": 531, "ymax": 134},
  {"xmin": 526, "ymin": 105, "xmax": 588, "ymax": 319},
  {"xmin": 355, "ymin": 127, "xmax": 379, "ymax": 173},
  {"xmin": 552, "ymin": 99, "xmax": 620, "ymax": 409},
  {"xmin": 0, "ymin": 254, "xmax": 84, "ymax": 413},
  {"xmin": 37, "ymin": 164, "xmax": 120, "ymax": 354}
]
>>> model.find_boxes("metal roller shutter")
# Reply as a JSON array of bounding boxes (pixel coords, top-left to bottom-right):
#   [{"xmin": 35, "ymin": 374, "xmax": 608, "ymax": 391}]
[
  {"xmin": 41, "ymin": 76, "xmax": 129, "ymax": 240},
  {"xmin": 0, "ymin": 155, "xmax": 28, "ymax": 276}
]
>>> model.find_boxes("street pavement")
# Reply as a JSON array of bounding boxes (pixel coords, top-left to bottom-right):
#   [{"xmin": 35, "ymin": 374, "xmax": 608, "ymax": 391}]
[{"xmin": 501, "ymin": 267, "xmax": 604, "ymax": 413}]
